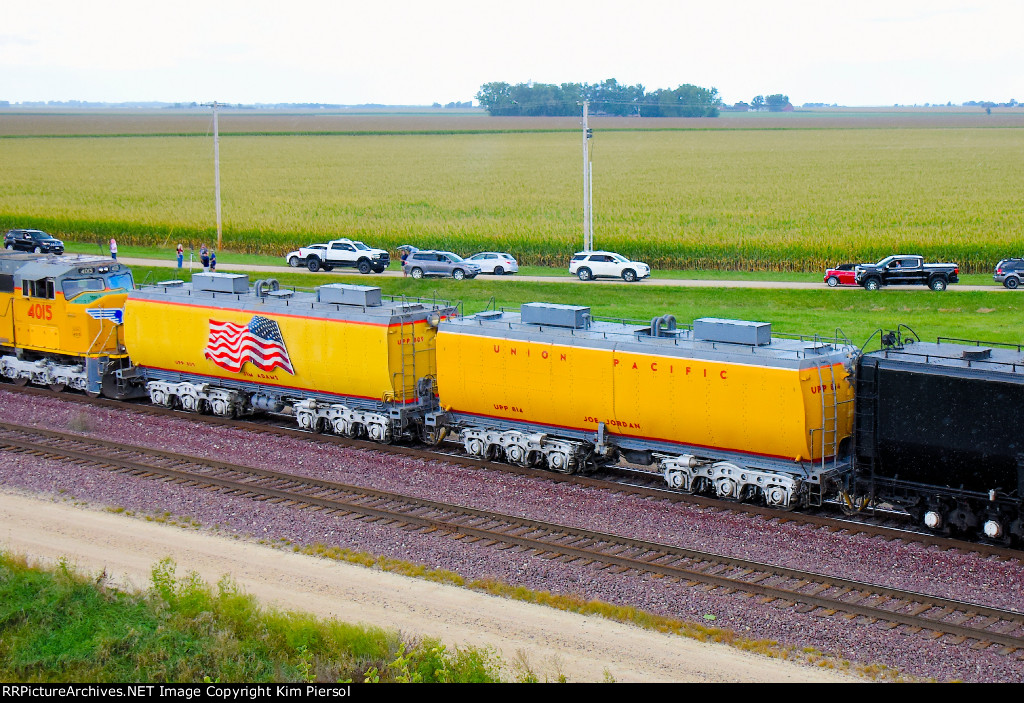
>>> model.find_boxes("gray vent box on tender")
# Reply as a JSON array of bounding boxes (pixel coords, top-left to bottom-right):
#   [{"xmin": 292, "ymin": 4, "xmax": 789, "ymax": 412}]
[
  {"xmin": 693, "ymin": 318, "xmax": 771, "ymax": 346},
  {"xmin": 521, "ymin": 302, "xmax": 590, "ymax": 329},
  {"xmin": 317, "ymin": 284, "xmax": 382, "ymax": 307},
  {"xmin": 192, "ymin": 273, "xmax": 249, "ymax": 294}
]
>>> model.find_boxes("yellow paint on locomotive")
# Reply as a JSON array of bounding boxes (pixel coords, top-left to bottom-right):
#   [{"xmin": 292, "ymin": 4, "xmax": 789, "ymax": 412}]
[
  {"xmin": 124, "ymin": 298, "xmax": 438, "ymax": 403},
  {"xmin": 437, "ymin": 332, "xmax": 854, "ymax": 462},
  {"xmin": 0, "ymin": 288, "xmax": 128, "ymax": 358}
]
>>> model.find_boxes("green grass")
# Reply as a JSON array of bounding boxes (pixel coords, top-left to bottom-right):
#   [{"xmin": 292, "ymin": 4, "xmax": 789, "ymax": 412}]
[
  {"xmin": 125, "ymin": 263, "xmax": 1024, "ymax": 346},
  {"xmin": 0, "ymin": 553, "xmax": 502, "ymax": 683},
  {"xmin": 3, "ymin": 120, "xmax": 1023, "ymax": 273}
]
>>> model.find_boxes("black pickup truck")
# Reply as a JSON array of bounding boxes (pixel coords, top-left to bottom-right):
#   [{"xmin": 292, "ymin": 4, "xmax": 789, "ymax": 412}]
[{"xmin": 855, "ymin": 255, "xmax": 959, "ymax": 291}]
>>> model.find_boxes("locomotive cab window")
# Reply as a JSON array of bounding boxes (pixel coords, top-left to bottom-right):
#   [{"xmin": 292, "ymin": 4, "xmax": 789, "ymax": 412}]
[
  {"xmin": 24, "ymin": 278, "xmax": 55, "ymax": 299},
  {"xmin": 62, "ymin": 277, "xmax": 104, "ymax": 300},
  {"xmin": 0, "ymin": 274, "xmax": 13, "ymax": 294},
  {"xmin": 107, "ymin": 271, "xmax": 135, "ymax": 291}
]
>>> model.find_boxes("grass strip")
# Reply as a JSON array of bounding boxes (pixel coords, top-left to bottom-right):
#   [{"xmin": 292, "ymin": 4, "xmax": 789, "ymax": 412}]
[{"xmin": 0, "ymin": 552, "xmax": 502, "ymax": 683}]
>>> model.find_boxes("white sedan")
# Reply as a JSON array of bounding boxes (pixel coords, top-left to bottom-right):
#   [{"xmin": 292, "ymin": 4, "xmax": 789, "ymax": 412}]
[{"xmin": 465, "ymin": 252, "xmax": 519, "ymax": 275}]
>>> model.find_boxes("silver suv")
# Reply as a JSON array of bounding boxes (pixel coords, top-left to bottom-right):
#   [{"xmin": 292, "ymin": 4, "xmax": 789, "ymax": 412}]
[
  {"xmin": 569, "ymin": 251, "xmax": 650, "ymax": 282},
  {"xmin": 994, "ymin": 258, "xmax": 1024, "ymax": 289},
  {"xmin": 403, "ymin": 250, "xmax": 481, "ymax": 280}
]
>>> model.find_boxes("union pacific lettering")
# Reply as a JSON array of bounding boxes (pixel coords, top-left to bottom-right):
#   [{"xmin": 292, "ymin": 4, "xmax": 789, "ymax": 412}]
[
  {"xmin": 613, "ymin": 357, "xmax": 729, "ymax": 380},
  {"xmin": 488, "ymin": 345, "xmax": 729, "ymax": 379},
  {"xmin": 492, "ymin": 344, "xmax": 567, "ymax": 361}
]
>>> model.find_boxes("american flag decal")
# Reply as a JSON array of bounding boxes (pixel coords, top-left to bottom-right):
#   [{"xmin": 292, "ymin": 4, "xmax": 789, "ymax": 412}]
[
  {"xmin": 204, "ymin": 316, "xmax": 294, "ymax": 375},
  {"xmin": 86, "ymin": 308, "xmax": 124, "ymax": 324}
]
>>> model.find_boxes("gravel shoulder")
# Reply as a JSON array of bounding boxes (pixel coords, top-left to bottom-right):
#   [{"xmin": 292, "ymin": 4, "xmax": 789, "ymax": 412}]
[{"xmin": 0, "ymin": 491, "xmax": 858, "ymax": 683}]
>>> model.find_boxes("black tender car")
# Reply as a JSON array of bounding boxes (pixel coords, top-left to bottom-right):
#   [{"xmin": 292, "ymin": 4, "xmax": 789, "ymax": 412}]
[
  {"xmin": 993, "ymin": 258, "xmax": 1024, "ymax": 289},
  {"xmin": 4, "ymin": 229, "xmax": 65, "ymax": 255}
]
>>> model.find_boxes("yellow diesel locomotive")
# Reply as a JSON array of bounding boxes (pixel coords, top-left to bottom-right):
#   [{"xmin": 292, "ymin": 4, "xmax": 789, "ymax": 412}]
[{"xmin": 0, "ymin": 253, "xmax": 135, "ymax": 396}]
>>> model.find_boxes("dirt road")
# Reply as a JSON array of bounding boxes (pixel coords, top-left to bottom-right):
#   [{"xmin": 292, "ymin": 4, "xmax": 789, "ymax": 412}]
[{"xmin": 0, "ymin": 491, "xmax": 858, "ymax": 683}]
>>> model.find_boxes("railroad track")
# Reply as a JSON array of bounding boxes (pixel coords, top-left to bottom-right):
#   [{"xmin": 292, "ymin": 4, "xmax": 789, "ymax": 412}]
[
  {"xmin": 2, "ymin": 420, "xmax": 1023, "ymax": 657},
  {"xmin": 11, "ymin": 382, "xmax": 1023, "ymax": 562}
]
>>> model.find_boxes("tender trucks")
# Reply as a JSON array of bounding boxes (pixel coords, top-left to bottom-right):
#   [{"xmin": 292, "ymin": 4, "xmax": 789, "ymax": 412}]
[
  {"xmin": 304, "ymin": 239, "xmax": 390, "ymax": 274},
  {"xmin": 855, "ymin": 255, "xmax": 959, "ymax": 291}
]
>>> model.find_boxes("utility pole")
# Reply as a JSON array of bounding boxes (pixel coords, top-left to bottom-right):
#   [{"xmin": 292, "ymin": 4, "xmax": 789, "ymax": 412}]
[
  {"xmin": 203, "ymin": 101, "xmax": 223, "ymax": 251},
  {"xmin": 581, "ymin": 101, "xmax": 595, "ymax": 251}
]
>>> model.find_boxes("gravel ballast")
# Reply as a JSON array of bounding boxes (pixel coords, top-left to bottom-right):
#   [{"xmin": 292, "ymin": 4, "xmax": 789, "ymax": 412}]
[{"xmin": 1, "ymin": 389, "xmax": 1022, "ymax": 682}]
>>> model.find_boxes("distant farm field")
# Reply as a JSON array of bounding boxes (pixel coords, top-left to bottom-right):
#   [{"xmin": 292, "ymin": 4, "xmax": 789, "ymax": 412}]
[{"xmin": 1, "ymin": 110, "xmax": 1022, "ymax": 271}]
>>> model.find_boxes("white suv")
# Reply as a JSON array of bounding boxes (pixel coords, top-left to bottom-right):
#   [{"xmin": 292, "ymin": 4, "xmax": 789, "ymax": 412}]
[{"xmin": 569, "ymin": 251, "xmax": 651, "ymax": 282}]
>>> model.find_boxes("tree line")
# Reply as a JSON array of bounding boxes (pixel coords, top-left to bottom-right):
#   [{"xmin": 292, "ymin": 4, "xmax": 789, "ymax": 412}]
[{"xmin": 475, "ymin": 79, "xmax": 721, "ymax": 117}]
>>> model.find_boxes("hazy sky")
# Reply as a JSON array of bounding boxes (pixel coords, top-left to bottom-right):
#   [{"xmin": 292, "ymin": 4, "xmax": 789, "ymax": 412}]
[{"xmin": 2, "ymin": 0, "xmax": 1021, "ymax": 106}]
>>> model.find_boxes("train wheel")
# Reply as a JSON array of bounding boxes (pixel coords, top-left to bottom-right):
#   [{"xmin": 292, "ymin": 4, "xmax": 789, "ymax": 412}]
[
  {"xmin": 49, "ymin": 382, "xmax": 67, "ymax": 392},
  {"xmin": 505, "ymin": 444, "xmax": 526, "ymax": 465},
  {"xmin": 12, "ymin": 377, "xmax": 29, "ymax": 387},
  {"xmin": 546, "ymin": 451, "xmax": 571, "ymax": 473}
]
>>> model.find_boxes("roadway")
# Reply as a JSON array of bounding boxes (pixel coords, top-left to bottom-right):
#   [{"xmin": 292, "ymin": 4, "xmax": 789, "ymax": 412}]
[{"xmin": 119, "ymin": 257, "xmax": 1004, "ymax": 292}]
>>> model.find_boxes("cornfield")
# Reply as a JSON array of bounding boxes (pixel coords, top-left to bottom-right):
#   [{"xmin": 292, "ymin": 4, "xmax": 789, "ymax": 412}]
[{"xmin": 1, "ymin": 116, "xmax": 1022, "ymax": 273}]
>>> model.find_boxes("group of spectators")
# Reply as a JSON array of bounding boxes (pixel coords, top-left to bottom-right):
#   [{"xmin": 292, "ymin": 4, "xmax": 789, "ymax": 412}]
[
  {"xmin": 104, "ymin": 240, "xmax": 218, "ymax": 272},
  {"xmin": 173, "ymin": 243, "xmax": 216, "ymax": 271}
]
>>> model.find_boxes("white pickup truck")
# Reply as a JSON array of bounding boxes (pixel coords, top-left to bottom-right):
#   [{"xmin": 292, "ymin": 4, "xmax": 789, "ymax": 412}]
[{"xmin": 288, "ymin": 239, "xmax": 391, "ymax": 274}]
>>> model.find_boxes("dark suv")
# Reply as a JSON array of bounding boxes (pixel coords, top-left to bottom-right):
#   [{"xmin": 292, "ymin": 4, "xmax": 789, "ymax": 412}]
[
  {"xmin": 4, "ymin": 229, "xmax": 65, "ymax": 255},
  {"xmin": 994, "ymin": 258, "xmax": 1024, "ymax": 289}
]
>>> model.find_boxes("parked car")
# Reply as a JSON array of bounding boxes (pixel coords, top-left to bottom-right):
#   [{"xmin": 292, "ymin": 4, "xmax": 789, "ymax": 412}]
[
  {"xmin": 823, "ymin": 263, "xmax": 858, "ymax": 287},
  {"xmin": 465, "ymin": 252, "xmax": 519, "ymax": 275},
  {"xmin": 993, "ymin": 258, "xmax": 1024, "ymax": 289},
  {"xmin": 285, "ymin": 244, "xmax": 327, "ymax": 267},
  {"xmin": 403, "ymin": 250, "xmax": 481, "ymax": 280},
  {"xmin": 4, "ymin": 229, "xmax": 64, "ymax": 255},
  {"xmin": 569, "ymin": 251, "xmax": 650, "ymax": 282}
]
